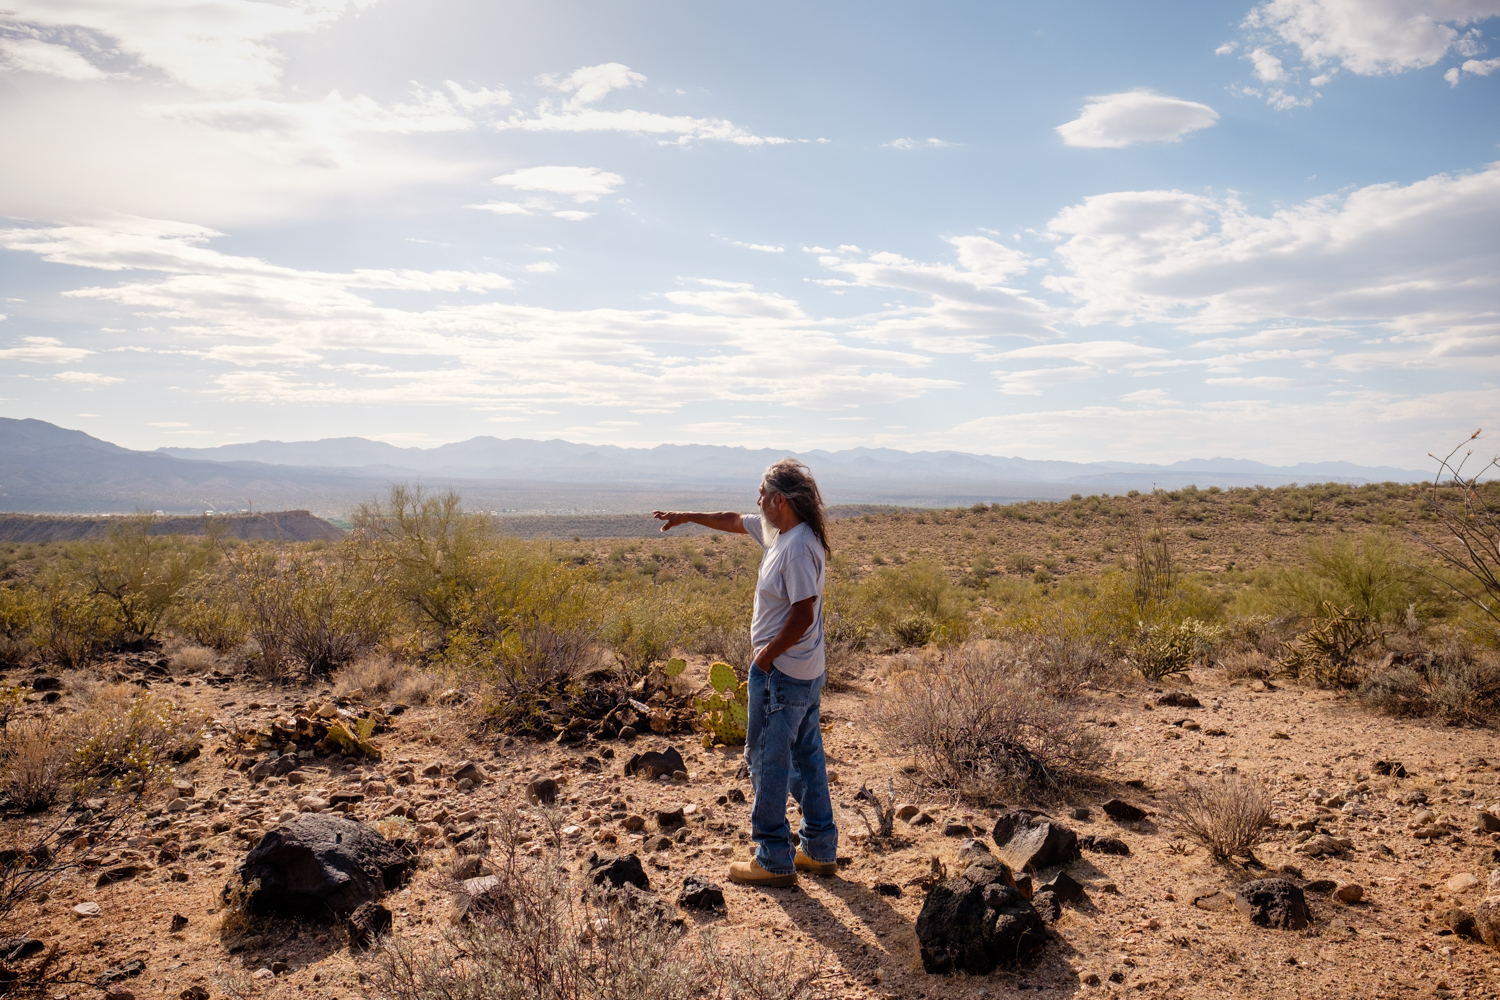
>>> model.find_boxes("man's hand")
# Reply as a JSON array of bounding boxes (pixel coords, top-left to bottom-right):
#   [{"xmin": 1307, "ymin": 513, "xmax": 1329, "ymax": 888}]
[{"xmin": 651, "ymin": 511, "xmax": 747, "ymax": 534}]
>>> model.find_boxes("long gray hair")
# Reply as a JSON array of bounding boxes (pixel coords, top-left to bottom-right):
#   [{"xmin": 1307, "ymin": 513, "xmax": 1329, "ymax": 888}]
[{"xmin": 763, "ymin": 458, "xmax": 830, "ymax": 553}]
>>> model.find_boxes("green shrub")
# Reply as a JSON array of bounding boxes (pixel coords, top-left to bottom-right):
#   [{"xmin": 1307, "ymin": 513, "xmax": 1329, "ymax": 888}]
[
  {"xmin": 1278, "ymin": 602, "xmax": 1383, "ymax": 688},
  {"xmin": 1248, "ymin": 533, "xmax": 1444, "ymax": 625},
  {"xmin": 65, "ymin": 513, "xmax": 216, "ymax": 641}
]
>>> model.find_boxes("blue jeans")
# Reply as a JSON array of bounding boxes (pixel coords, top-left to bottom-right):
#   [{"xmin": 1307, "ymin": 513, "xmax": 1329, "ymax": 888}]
[{"xmin": 745, "ymin": 666, "xmax": 838, "ymax": 875}]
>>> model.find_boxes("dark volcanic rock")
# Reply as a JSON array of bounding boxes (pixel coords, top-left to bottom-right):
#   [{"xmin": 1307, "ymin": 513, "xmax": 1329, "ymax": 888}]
[
  {"xmin": 346, "ymin": 901, "xmax": 392, "ymax": 949},
  {"xmin": 94, "ymin": 960, "xmax": 145, "ymax": 987},
  {"xmin": 991, "ymin": 811, "xmax": 1080, "ymax": 872},
  {"xmin": 873, "ymin": 882, "xmax": 902, "ymax": 897},
  {"xmin": 678, "ymin": 875, "xmax": 725, "ymax": 910},
  {"xmin": 1, "ymin": 939, "xmax": 43, "ymax": 963},
  {"xmin": 525, "ymin": 777, "xmax": 558, "ymax": 805},
  {"xmin": 1233, "ymin": 878, "xmax": 1312, "ymax": 930},
  {"xmin": 587, "ymin": 852, "xmax": 651, "ymax": 891},
  {"xmin": 1101, "ymin": 799, "xmax": 1146, "ymax": 822},
  {"xmin": 248, "ymin": 755, "xmax": 300, "ymax": 783},
  {"xmin": 1078, "ymin": 834, "xmax": 1131, "ymax": 856},
  {"xmin": 624, "ymin": 747, "xmax": 686, "ymax": 781},
  {"xmin": 1156, "ymin": 689, "xmax": 1201, "ymax": 708},
  {"xmin": 1038, "ymin": 871, "xmax": 1089, "ymax": 906},
  {"xmin": 238, "ymin": 814, "xmax": 413, "ymax": 919},
  {"xmin": 916, "ymin": 859, "xmax": 1046, "ymax": 975}
]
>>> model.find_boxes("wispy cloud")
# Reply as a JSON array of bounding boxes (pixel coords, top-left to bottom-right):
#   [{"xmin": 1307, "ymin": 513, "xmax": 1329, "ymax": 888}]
[{"xmin": 1055, "ymin": 89, "xmax": 1218, "ymax": 148}]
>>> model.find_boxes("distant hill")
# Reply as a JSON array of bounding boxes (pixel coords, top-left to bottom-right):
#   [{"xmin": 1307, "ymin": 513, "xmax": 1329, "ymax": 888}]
[
  {"xmin": 0, "ymin": 510, "xmax": 345, "ymax": 543},
  {"xmin": 0, "ymin": 417, "xmax": 1434, "ymax": 516}
]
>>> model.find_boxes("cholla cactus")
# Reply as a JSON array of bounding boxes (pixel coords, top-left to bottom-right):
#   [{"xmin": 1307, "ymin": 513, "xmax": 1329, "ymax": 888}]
[{"xmin": 696, "ymin": 661, "xmax": 749, "ymax": 747}]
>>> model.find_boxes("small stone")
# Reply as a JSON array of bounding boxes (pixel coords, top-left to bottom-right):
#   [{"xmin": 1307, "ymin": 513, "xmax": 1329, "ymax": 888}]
[
  {"xmin": 180, "ymin": 987, "xmax": 210, "ymax": 1000},
  {"xmin": 656, "ymin": 806, "xmax": 686, "ymax": 829},
  {"xmin": 678, "ymin": 875, "xmax": 725, "ymax": 910},
  {"xmin": 456, "ymin": 778, "xmax": 474, "ymax": 791},
  {"xmin": 527, "ymin": 777, "xmax": 559, "ymax": 806},
  {"xmin": 618, "ymin": 725, "xmax": 637, "ymax": 740},
  {"xmin": 286, "ymin": 771, "xmax": 312, "ymax": 786},
  {"xmin": 453, "ymin": 761, "xmax": 488, "ymax": 785},
  {"xmin": 1475, "ymin": 809, "xmax": 1500, "ymax": 833},
  {"xmin": 1080, "ymin": 972, "xmax": 1101, "ymax": 986},
  {"xmin": 648, "ymin": 834, "xmax": 672, "ymax": 852},
  {"xmin": 1234, "ymin": 878, "xmax": 1311, "ymax": 930},
  {"xmin": 895, "ymin": 804, "xmax": 919, "ymax": 821},
  {"xmin": 251, "ymin": 969, "xmax": 275, "ymax": 980},
  {"xmin": 911, "ymin": 811, "xmax": 935, "ymax": 826},
  {"xmin": 297, "ymin": 796, "xmax": 328, "ymax": 813},
  {"xmin": 588, "ymin": 852, "xmax": 651, "ymax": 891},
  {"xmin": 104, "ymin": 989, "xmax": 133, "ymax": 1000},
  {"xmin": 421, "ymin": 763, "xmax": 443, "ymax": 777},
  {"xmin": 1333, "ymin": 883, "xmax": 1364, "ymax": 904},
  {"xmin": 1069, "ymin": 806, "xmax": 1091, "ymax": 821},
  {"xmin": 1270, "ymin": 731, "xmax": 1291, "ymax": 740},
  {"xmin": 70, "ymin": 899, "xmax": 101, "ymax": 918},
  {"xmin": 1102, "ymin": 799, "xmax": 1146, "ymax": 822},
  {"xmin": 943, "ymin": 822, "xmax": 971, "ymax": 837},
  {"xmin": 623, "ymin": 815, "xmax": 646, "ymax": 831},
  {"xmin": 1191, "ymin": 888, "xmax": 1234, "ymax": 912},
  {"xmin": 1447, "ymin": 873, "xmax": 1480, "ymax": 894},
  {"xmin": 671, "ymin": 770, "xmax": 689, "ymax": 785},
  {"xmin": 95, "ymin": 959, "xmax": 146, "ymax": 987},
  {"xmin": 269, "ymin": 962, "xmax": 289, "ymax": 974},
  {"xmin": 170, "ymin": 913, "xmax": 188, "ymax": 932},
  {"xmin": 346, "ymin": 901, "xmax": 392, "ymax": 949},
  {"xmin": 955, "ymin": 838, "xmax": 992, "ymax": 865},
  {"xmin": 873, "ymin": 882, "xmax": 902, "ymax": 897}
]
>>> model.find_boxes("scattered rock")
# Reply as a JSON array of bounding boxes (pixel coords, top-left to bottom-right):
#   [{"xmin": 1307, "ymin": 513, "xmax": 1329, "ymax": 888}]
[
  {"xmin": 248, "ymin": 755, "xmax": 300, "ymax": 783},
  {"xmin": 1157, "ymin": 690, "xmax": 1201, "ymax": 708},
  {"xmin": 1101, "ymin": 799, "xmax": 1146, "ymax": 822},
  {"xmin": 526, "ymin": 777, "xmax": 559, "ymax": 806},
  {"xmin": 623, "ymin": 814, "xmax": 646, "ymax": 831},
  {"xmin": 1191, "ymin": 888, "xmax": 1234, "ymax": 912},
  {"xmin": 911, "ymin": 812, "xmax": 935, "ymax": 826},
  {"xmin": 452, "ymin": 761, "xmax": 488, "ymax": 785},
  {"xmin": 1296, "ymin": 834, "xmax": 1353, "ymax": 857},
  {"xmin": 1448, "ymin": 872, "xmax": 1480, "ymax": 894},
  {"xmin": 1078, "ymin": 835, "xmax": 1131, "ymax": 856},
  {"xmin": 103, "ymin": 989, "xmax": 133, "ymax": 1000},
  {"xmin": 895, "ymin": 804, "xmax": 920, "ymax": 822},
  {"xmin": 170, "ymin": 914, "xmax": 188, "ymax": 932},
  {"xmin": 955, "ymin": 838, "xmax": 992, "ymax": 866},
  {"xmin": 1, "ymin": 939, "xmax": 43, "ymax": 963},
  {"xmin": 1069, "ymin": 806, "xmax": 1091, "ymax": 821},
  {"xmin": 285, "ymin": 771, "xmax": 313, "ymax": 786},
  {"xmin": 678, "ymin": 875, "xmax": 725, "ymax": 911},
  {"xmin": 96, "ymin": 864, "xmax": 146, "ymax": 887},
  {"xmin": 1038, "ymin": 872, "xmax": 1088, "ymax": 906},
  {"xmin": 1373, "ymin": 760, "xmax": 1407, "ymax": 778},
  {"xmin": 180, "ymin": 987, "xmax": 210, "ymax": 1000},
  {"xmin": 623, "ymin": 747, "xmax": 686, "ymax": 781},
  {"xmin": 421, "ymin": 763, "xmax": 442, "ymax": 777},
  {"xmin": 874, "ymin": 882, "xmax": 902, "ymax": 897},
  {"xmin": 991, "ymin": 811, "xmax": 1080, "ymax": 872},
  {"xmin": 1475, "ymin": 895, "xmax": 1500, "ymax": 948},
  {"xmin": 942, "ymin": 822, "xmax": 972, "ymax": 838},
  {"xmin": 915, "ymin": 859, "xmax": 1046, "ymax": 975},
  {"xmin": 346, "ymin": 901, "xmax": 392, "ymax": 949},
  {"xmin": 1442, "ymin": 905, "xmax": 1479, "ymax": 940},
  {"xmin": 449, "ymin": 875, "xmax": 509, "ymax": 923},
  {"xmin": 1234, "ymin": 879, "xmax": 1311, "ymax": 930},
  {"xmin": 587, "ymin": 852, "xmax": 651, "ymax": 891},
  {"xmin": 647, "ymin": 834, "xmax": 672, "ymax": 852},
  {"xmin": 1270, "ymin": 731, "xmax": 1291, "ymax": 740},
  {"xmin": 71, "ymin": 902, "xmax": 102, "ymax": 918},
  {"xmin": 1333, "ymin": 883, "xmax": 1364, "ymax": 904},
  {"xmin": 1476, "ymin": 810, "xmax": 1500, "ymax": 833},
  {"xmin": 238, "ymin": 813, "xmax": 414, "ymax": 919},
  {"xmin": 724, "ymin": 788, "xmax": 746, "ymax": 804},
  {"xmin": 94, "ymin": 960, "xmax": 146, "ymax": 987},
  {"xmin": 1300, "ymin": 879, "xmax": 1337, "ymax": 894},
  {"xmin": 656, "ymin": 806, "xmax": 686, "ymax": 829}
]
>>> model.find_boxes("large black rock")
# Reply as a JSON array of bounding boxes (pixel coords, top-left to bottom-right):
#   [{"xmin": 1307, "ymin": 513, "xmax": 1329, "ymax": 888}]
[
  {"xmin": 587, "ymin": 852, "xmax": 651, "ymax": 891},
  {"xmin": 991, "ymin": 811, "xmax": 1080, "ymax": 872},
  {"xmin": 238, "ymin": 814, "xmax": 412, "ymax": 919},
  {"xmin": 1233, "ymin": 878, "xmax": 1312, "ymax": 930},
  {"xmin": 624, "ymin": 747, "xmax": 686, "ymax": 780},
  {"xmin": 915, "ymin": 857, "xmax": 1046, "ymax": 975}
]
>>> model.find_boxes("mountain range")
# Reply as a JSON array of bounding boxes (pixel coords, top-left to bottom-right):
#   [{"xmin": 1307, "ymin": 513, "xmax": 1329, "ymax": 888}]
[{"xmin": 0, "ymin": 417, "xmax": 1434, "ymax": 516}]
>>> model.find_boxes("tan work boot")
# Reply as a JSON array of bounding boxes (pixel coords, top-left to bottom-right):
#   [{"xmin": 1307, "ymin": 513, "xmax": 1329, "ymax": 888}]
[
  {"xmin": 795, "ymin": 848, "xmax": 837, "ymax": 876},
  {"xmin": 728, "ymin": 859, "xmax": 797, "ymax": 888}
]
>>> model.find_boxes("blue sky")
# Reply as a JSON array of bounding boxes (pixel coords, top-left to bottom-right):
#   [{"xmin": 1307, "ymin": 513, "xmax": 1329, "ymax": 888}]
[{"xmin": 1, "ymin": 0, "xmax": 1497, "ymax": 468}]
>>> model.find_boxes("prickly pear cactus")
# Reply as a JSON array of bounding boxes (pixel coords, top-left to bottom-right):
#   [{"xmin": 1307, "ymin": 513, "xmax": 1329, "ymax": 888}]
[
  {"xmin": 697, "ymin": 661, "xmax": 750, "ymax": 748},
  {"xmin": 661, "ymin": 657, "xmax": 687, "ymax": 678}
]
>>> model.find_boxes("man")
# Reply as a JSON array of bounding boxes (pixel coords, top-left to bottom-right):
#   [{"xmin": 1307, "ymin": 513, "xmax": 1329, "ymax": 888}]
[{"xmin": 652, "ymin": 458, "xmax": 838, "ymax": 887}]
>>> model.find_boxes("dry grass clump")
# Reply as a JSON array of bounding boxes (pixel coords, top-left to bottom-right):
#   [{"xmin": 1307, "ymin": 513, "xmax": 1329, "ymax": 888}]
[
  {"xmin": 0, "ymin": 718, "xmax": 66, "ymax": 811},
  {"xmin": 377, "ymin": 809, "xmax": 831, "ymax": 1000},
  {"xmin": 1219, "ymin": 649, "xmax": 1273, "ymax": 680},
  {"xmin": 1164, "ymin": 774, "xmax": 1272, "ymax": 862},
  {"xmin": 333, "ymin": 654, "xmax": 447, "ymax": 706},
  {"xmin": 69, "ymin": 687, "xmax": 204, "ymax": 792},
  {"xmin": 165, "ymin": 642, "xmax": 222, "ymax": 673},
  {"xmin": 877, "ymin": 641, "xmax": 1107, "ymax": 803},
  {"xmin": 1358, "ymin": 643, "xmax": 1500, "ymax": 724}
]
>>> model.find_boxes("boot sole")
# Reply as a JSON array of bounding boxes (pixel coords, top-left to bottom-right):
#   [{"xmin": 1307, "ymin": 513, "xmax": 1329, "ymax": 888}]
[
  {"xmin": 795, "ymin": 863, "xmax": 837, "ymax": 876},
  {"xmin": 729, "ymin": 872, "xmax": 797, "ymax": 888}
]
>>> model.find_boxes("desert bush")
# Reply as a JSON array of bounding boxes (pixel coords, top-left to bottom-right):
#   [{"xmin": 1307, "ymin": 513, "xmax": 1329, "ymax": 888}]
[
  {"xmin": 877, "ymin": 642, "xmax": 1107, "ymax": 802},
  {"xmin": 0, "ymin": 718, "xmax": 66, "ymax": 811},
  {"xmin": 853, "ymin": 559, "xmax": 970, "ymax": 646},
  {"xmin": 1128, "ymin": 618, "xmax": 1224, "ymax": 681},
  {"xmin": 70, "ymin": 689, "xmax": 204, "ymax": 793},
  {"xmin": 65, "ymin": 514, "xmax": 217, "ymax": 641},
  {"xmin": 333, "ymin": 653, "xmax": 408, "ymax": 700},
  {"xmin": 0, "ymin": 587, "xmax": 36, "ymax": 669},
  {"xmin": 687, "ymin": 623, "xmax": 753, "ymax": 669},
  {"xmin": 1359, "ymin": 643, "xmax": 1500, "ymax": 723},
  {"xmin": 1131, "ymin": 528, "xmax": 1176, "ymax": 610},
  {"xmin": 164, "ymin": 642, "xmax": 221, "ymax": 674},
  {"xmin": 352, "ymin": 485, "xmax": 494, "ymax": 638},
  {"xmin": 224, "ymin": 544, "xmax": 395, "ymax": 676},
  {"xmin": 1278, "ymin": 602, "xmax": 1383, "ymax": 688},
  {"xmin": 1413, "ymin": 432, "xmax": 1500, "ymax": 642},
  {"xmin": 1164, "ymin": 774, "xmax": 1272, "ymax": 862},
  {"xmin": 1250, "ymin": 533, "xmax": 1443, "ymax": 626},
  {"xmin": 1219, "ymin": 649, "xmax": 1273, "ymax": 680},
  {"xmin": 172, "ymin": 587, "xmax": 249, "ymax": 651},
  {"xmin": 376, "ymin": 810, "xmax": 830, "ymax": 1000}
]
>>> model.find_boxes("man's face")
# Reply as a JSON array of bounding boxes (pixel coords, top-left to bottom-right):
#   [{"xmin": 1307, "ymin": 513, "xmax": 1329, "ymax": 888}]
[{"xmin": 757, "ymin": 483, "xmax": 781, "ymax": 520}]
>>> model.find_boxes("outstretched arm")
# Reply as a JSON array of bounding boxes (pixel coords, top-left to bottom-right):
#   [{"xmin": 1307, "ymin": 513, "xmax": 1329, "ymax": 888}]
[{"xmin": 651, "ymin": 510, "xmax": 747, "ymax": 534}]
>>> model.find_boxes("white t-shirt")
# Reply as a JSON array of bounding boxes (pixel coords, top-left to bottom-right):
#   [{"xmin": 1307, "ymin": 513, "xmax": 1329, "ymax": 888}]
[{"xmin": 743, "ymin": 514, "xmax": 826, "ymax": 680}]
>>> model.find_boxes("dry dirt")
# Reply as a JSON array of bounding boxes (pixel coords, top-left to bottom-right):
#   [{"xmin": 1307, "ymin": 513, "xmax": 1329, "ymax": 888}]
[{"xmin": 5, "ymin": 643, "xmax": 1498, "ymax": 1000}]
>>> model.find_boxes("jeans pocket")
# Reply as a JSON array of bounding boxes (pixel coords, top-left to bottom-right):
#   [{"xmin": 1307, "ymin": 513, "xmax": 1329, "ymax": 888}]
[{"xmin": 770, "ymin": 671, "xmax": 814, "ymax": 711}]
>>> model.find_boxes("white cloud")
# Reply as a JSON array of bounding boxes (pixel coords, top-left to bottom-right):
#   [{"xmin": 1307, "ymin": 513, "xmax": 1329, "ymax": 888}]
[
  {"xmin": 0, "ymin": 218, "xmax": 955, "ymax": 413},
  {"xmin": 467, "ymin": 201, "xmax": 535, "ymax": 216},
  {"xmin": 490, "ymin": 166, "xmax": 624, "ymax": 203},
  {"xmin": 524, "ymin": 262, "xmax": 559, "ymax": 273},
  {"xmin": 1244, "ymin": 0, "xmax": 1500, "ymax": 77},
  {"xmin": 1248, "ymin": 47, "xmax": 1287, "ymax": 81},
  {"xmin": 1447, "ymin": 55, "xmax": 1500, "ymax": 83},
  {"xmin": 1055, "ymin": 90, "xmax": 1219, "ymax": 148},
  {"xmin": 1043, "ymin": 163, "xmax": 1500, "ymax": 372},
  {"xmin": 1205, "ymin": 375, "xmax": 1297, "ymax": 387},
  {"xmin": 552, "ymin": 210, "xmax": 595, "ymax": 222},
  {"xmin": 55, "ymin": 370, "xmax": 122, "ymax": 384},
  {"xmin": 884, "ymin": 137, "xmax": 952, "ymax": 149},
  {"xmin": 0, "ymin": 36, "xmax": 109, "ymax": 80},
  {"xmin": 149, "ymin": 420, "xmax": 189, "ymax": 427},
  {"xmin": 993, "ymin": 366, "xmax": 1099, "ymax": 395},
  {"xmin": 0, "ymin": 336, "xmax": 93, "ymax": 363},
  {"xmin": 1, "ymin": 0, "xmax": 375, "ymax": 96},
  {"xmin": 1120, "ymin": 388, "xmax": 1174, "ymax": 404},
  {"xmin": 538, "ymin": 62, "xmax": 646, "ymax": 107},
  {"xmin": 733, "ymin": 242, "xmax": 784, "ymax": 253}
]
